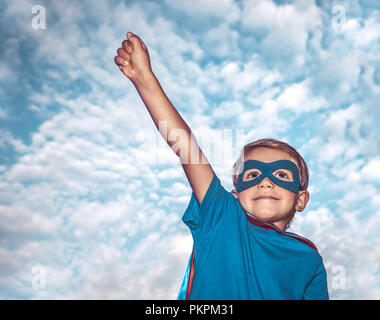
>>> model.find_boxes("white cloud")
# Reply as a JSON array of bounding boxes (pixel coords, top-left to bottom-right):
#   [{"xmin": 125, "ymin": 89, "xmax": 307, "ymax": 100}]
[
  {"xmin": 241, "ymin": 0, "xmax": 323, "ymax": 66},
  {"xmin": 311, "ymin": 52, "xmax": 362, "ymax": 98},
  {"xmin": 65, "ymin": 232, "xmax": 193, "ymax": 299},
  {"xmin": 157, "ymin": 168, "xmax": 183, "ymax": 180},
  {"xmin": 164, "ymin": 0, "xmax": 240, "ymax": 23},
  {"xmin": 361, "ymin": 158, "xmax": 380, "ymax": 182},
  {"xmin": 0, "ymin": 204, "xmax": 61, "ymax": 241},
  {"xmin": 290, "ymin": 204, "xmax": 380, "ymax": 299},
  {"xmin": 0, "ymin": 129, "xmax": 29, "ymax": 154},
  {"xmin": 273, "ymin": 79, "xmax": 328, "ymax": 113},
  {"xmin": 203, "ymin": 23, "xmax": 241, "ymax": 58},
  {"xmin": 218, "ymin": 56, "xmax": 282, "ymax": 94},
  {"xmin": 314, "ymin": 104, "xmax": 372, "ymax": 165},
  {"xmin": 340, "ymin": 15, "xmax": 380, "ymax": 49},
  {"xmin": 1, "ymin": 0, "xmax": 380, "ymax": 300}
]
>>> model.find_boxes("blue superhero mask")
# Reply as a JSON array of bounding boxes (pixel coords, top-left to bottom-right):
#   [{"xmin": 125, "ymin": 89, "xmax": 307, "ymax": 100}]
[{"xmin": 236, "ymin": 160, "xmax": 300, "ymax": 194}]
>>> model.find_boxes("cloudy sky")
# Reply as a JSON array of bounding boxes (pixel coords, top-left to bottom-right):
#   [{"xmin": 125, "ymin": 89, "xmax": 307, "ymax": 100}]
[{"xmin": 1, "ymin": 0, "xmax": 380, "ymax": 299}]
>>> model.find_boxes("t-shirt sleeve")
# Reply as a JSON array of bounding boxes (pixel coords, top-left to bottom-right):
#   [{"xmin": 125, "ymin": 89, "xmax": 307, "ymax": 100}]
[
  {"xmin": 303, "ymin": 259, "xmax": 329, "ymax": 300},
  {"xmin": 182, "ymin": 172, "xmax": 231, "ymax": 241}
]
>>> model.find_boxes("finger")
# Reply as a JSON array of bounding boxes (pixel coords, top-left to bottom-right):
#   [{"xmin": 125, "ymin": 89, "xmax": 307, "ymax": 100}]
[
  {"xmin": 139, "ymin": 38, "xmax": 148, "ymax": 51},
  {"xmin": 122, "ymin": 40, "xmax": 133, "ymax": 54},
  {"xmin": 114, "ymin": 55, "xmax": 129, "ymax": 67},
  {"xmin": 117, "ymin": 47, "xmax": 130, "ymax": 62},
  {"xmin": 126, "ymin": 32, "xmax": 145, "ymax": 52}
]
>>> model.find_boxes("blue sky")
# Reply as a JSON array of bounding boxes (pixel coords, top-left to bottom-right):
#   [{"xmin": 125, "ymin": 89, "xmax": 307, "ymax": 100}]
[{"xmin": 0, "ymin": 0, "xmax": 380, "ymax": 299}]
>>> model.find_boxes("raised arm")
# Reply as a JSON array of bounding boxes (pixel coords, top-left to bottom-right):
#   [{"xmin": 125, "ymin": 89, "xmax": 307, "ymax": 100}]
[{"xmin": 114, "ymin": 32, "xmax": 214, "ymax": 205}]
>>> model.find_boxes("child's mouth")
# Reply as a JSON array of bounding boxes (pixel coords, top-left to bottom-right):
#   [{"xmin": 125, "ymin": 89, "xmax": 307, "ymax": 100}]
[{"xmin": 254, "ymin": 195, "xmax": 279, "ymax": 200}]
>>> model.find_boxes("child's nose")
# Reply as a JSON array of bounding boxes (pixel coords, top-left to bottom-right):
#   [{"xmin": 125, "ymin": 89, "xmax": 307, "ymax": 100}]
[{"xmin": 258, "ymin": 177, "xmax": 274, "ymax": 188}]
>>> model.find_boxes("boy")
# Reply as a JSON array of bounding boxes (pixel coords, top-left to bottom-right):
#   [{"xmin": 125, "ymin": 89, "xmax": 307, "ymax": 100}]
[{"xmin": 114, "ymin": 32, "xmax": 329, "ymax": 300}]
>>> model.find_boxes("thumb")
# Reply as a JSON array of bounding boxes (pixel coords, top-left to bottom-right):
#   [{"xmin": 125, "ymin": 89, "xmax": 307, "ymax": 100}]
[{"xmin": 127, "ymin": 32, "xmax": 146, "ymax": 51}]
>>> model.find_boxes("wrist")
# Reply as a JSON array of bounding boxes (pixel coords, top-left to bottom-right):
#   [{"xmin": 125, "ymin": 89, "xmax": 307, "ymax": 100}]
[{"xmin": 132, "ymin": 70, "xmax": 157, "ymax": 91}]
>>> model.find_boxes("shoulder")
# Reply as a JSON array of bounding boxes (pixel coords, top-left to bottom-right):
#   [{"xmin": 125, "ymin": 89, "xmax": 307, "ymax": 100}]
[
  {"xmin": 283, "ymin": 231, "xmax": 319, "ymax": 253},
  {"xmin": 182, "ymin": 172, "xmax": 235, "ymax": 228},
  {"xmin": 281, "ymin": 231, "xmax": 323, "ymax": 265}
]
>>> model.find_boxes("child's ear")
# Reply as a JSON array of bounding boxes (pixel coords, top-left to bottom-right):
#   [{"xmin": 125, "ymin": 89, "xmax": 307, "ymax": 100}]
[
  {"xmin": 295, "ymin": 190, "xmax": 309, "ymax": 212},
  {"xmin": 231, "ymin": 189, "xmax": 239, "ymax": 199}
]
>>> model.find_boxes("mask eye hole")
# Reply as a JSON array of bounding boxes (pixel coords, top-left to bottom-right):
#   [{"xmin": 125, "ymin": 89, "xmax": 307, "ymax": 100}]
[
  {"xmin": 243, "ymin": 169, "xmax": 262, "ymax": 181},
  {"xmin": 273, "ymin": 169, "xmax": 293, "ymax": 182}
]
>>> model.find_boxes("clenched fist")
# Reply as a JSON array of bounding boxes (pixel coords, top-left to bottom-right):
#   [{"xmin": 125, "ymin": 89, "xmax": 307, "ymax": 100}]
[{"xmin": 114, "ymin": 32, "xmax": 152, "ymax": 85}]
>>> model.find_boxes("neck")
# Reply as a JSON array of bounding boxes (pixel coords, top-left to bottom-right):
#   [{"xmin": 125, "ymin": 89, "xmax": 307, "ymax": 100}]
[{"xmin": 243, "ymin": 209, "xmax": 294, "ymax": 233}]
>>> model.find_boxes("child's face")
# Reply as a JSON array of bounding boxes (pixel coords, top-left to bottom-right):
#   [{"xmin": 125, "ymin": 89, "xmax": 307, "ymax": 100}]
[{"xmin": 232, "ymin": 147, "xmax": 309, "ymax": 231}]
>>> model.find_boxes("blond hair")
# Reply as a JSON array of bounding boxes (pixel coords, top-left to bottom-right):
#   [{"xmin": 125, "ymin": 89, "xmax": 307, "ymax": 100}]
[{"xmin": 232, "ymin": 138, "xmax": 309, "ymax": 191}]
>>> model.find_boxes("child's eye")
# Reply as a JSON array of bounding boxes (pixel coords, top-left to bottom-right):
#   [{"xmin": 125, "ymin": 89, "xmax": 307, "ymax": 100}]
[
  {"xmin": 274, "ymin": 170, "xmax": 292, "ymax": 181},
  {"xmin": 245, "ymin": 170, "xmax": 261, "ymax": 180}
]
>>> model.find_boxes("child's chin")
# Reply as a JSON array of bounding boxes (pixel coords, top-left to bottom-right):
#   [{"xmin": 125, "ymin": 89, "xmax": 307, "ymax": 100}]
[{"xmin": 253, "ymin": 209, "xmax": 281, "ymax": 222}]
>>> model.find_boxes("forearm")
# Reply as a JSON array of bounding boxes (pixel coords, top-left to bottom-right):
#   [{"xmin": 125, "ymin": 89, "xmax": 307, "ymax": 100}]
[
  {"xmin": 115, "ymin": 32, "xmax": 213, "ymax": 204},
  {"xmin": 133, "ymin": 72, "xmax": 201, "ymax": 164}
]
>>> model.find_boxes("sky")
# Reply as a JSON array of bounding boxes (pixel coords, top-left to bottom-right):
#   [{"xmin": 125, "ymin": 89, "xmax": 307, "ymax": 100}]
[{"xmin": 0, "ymin": 0, "xmax": 380, "ymax": 299}]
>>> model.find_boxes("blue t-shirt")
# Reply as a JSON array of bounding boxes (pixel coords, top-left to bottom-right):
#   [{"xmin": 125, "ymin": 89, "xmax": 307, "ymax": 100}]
[{"xmin": 178, "ymin": 172, "xmax": 329, "ymax": 300}]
